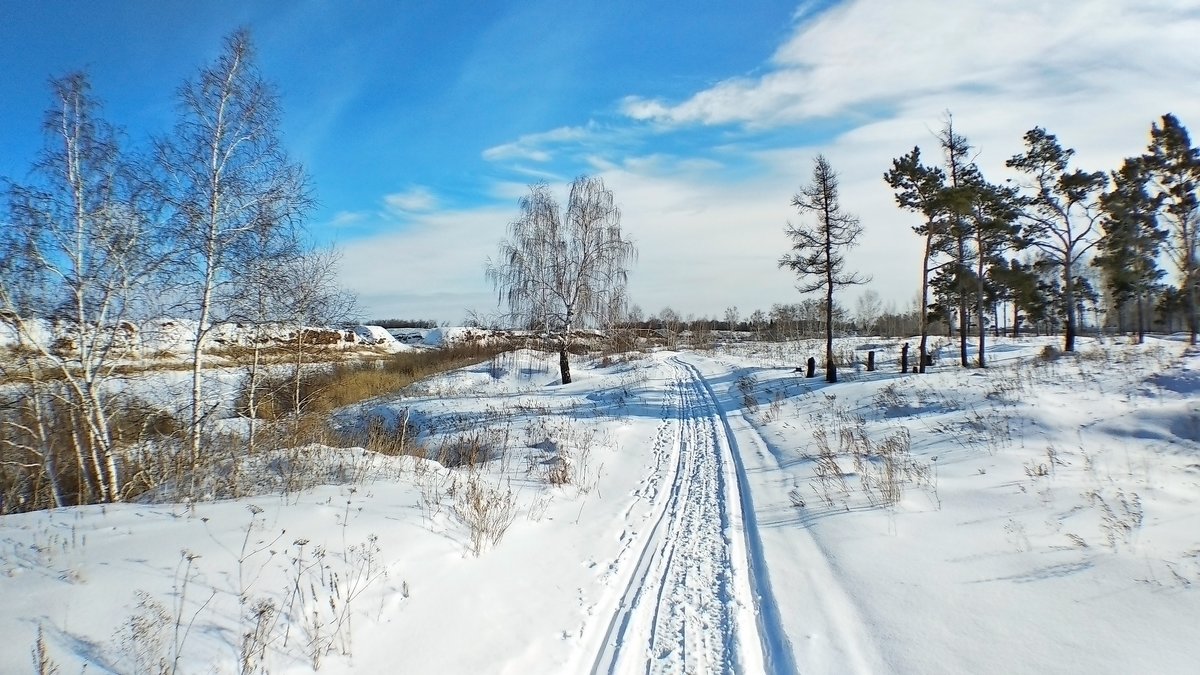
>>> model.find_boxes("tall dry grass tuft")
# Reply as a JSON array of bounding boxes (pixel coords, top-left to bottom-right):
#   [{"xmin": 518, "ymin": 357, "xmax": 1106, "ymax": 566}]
[
  {"xmin": 1, "ymin": 390, "xmax": 184, "ymax": 513},
  {"xmin": 235, "ymin": 342, "xmax": 507, "ymax": 420}
]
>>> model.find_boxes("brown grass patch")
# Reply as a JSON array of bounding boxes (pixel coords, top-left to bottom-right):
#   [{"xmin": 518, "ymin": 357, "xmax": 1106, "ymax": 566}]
[{"xmin": 236, "ymin": 342, "xmax": 509, "ymax": 420}]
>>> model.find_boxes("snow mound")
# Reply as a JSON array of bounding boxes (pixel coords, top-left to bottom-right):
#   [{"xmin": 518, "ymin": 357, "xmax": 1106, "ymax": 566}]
[
  {"xmin": 353, "ymin": 325, "xmax": 411, "ymax": 352},
  {"xmin": 423, "ymin": 326, "xmax": 501, "ymax": 346}
]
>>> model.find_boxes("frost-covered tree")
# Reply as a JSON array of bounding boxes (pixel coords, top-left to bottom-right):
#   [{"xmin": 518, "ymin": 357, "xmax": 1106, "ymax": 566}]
[
  {"xmin": 1007, "ymin": 128, "xmax": 1107, "ymax": 352},
  {"xmin": 158, "ymin": 29, "xmax": 312, "ymax": 464},
  {"xmin": 487, "ymin": 175, "xmax": 636, "ymax": 384},
  {"xmin": 855, "ymin": 290, "xmax": 883, "ymax": 334},
  {"xmin": 779, "ymin": 155, "xmax": 868, "ymax": 383}
]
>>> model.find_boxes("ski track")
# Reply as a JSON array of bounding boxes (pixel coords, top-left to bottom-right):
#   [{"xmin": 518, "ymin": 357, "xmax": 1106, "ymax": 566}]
[{"xmin": 590, "ymin": 356, "xmax": 790, "ymax": 675}]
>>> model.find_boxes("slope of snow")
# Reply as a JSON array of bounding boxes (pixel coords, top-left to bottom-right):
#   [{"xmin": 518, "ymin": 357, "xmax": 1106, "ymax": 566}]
[
  {"xmin": 0, "ymin": 317, "xmax": 389, "ymax": 358},
  {"xmin": 2, "ymin": 338, "xmax": 1198, "ymax": 674}
]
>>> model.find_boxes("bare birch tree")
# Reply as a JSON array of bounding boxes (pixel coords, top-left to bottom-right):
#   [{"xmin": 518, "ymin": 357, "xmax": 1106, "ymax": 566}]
[
  {"xmin": 779, "ymin": 155, "xmax": 869, "ymax": 383},
  {"xmin": 487, "ymin": 175, "xmax": 636, "ymax": 384},
  {"xmin": 158, "ymin": 29, "xmax": 312, "ymax": 466},
  {"xmin": 1, "ymin": 73, "xmax": 163, "ymax": 505},
  {"xmin": 229, "ymin": 242, "xmax": 354, "ymax": 461}
]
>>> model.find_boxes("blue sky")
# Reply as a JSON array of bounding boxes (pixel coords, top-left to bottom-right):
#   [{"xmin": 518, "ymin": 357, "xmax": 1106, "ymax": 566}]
[{"xmin": 4, "ymin": 1, "xmax": 1200, "ymax": 323}]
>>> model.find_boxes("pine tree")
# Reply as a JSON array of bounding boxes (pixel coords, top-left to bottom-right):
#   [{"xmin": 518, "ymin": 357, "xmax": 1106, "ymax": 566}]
[
  {"xmin": 961, "ymin": 167, "xmax": 1022, "ymax": 366},
  {"xmin": 779, "ymin": 155, "xmax": 869, "ymax": 383},
  {"xmin": 884, "ymin": 146, "xmax": 949, "ymax": 373},
  {"xmin": 938, "ymin": 118, "xmax": 977, "ymax": 366},
  {"xmin": 1093, "ymin": 157, "xmax": 1166, "ymax": 343},
  {"xmin": 1143, "ymin": 114, "xmax": 1200, "ymax": 346},
  {"xmin": 991, "ymin": 258, "xmax": 1041, "ymax": 337},
  {"xmin": 1006, "ymin": 128, "xmax": 1107, "ymax": 352}
]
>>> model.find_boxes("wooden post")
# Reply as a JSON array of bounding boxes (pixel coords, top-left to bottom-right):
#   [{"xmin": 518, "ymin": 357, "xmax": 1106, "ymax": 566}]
[{"xmin": 867, "ymin": 350, "xmax": 875, "ymax": 372}]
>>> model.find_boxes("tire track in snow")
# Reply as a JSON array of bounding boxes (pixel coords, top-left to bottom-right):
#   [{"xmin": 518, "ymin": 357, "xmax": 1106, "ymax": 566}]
[
  {"xmin": 676, "ymin": 358, "xmax": 798, "ymax": 675},
  {"xmin": 591, "ymin": 358, "xmax": 784, "ymax": 674},
  {"xmin": 684, "ymin": 355, "xmax": 884, "ymax": 675}
]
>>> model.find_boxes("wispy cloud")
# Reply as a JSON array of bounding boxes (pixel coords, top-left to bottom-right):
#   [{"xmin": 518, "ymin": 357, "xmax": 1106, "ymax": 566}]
[
  {"xmin": 383, "ymin": 186, "xmax": 438, "ymax": 214},
  {"xmin": 482, "ymin": 124, "xmax": 595, "ymax": 162},
  {"xmin": 324, "ymin": 210, "xmax": 367, "ymax": 229},
  {"xmin": 621, "ymin": 1, "xmax": 1200, "ymax": 130},
  {"xmin": 338, "ymin": 204, "xmax": 513, "ymax": 322}
]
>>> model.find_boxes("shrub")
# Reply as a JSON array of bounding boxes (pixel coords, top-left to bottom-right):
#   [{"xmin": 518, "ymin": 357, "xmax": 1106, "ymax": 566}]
[
  {"xmin": 1039, "ymin": 345, "xmax": 1061, "ymax": 361},
  {"xmin": 453, "ymin": 475, "xmax": 518, "ymax": 556}
]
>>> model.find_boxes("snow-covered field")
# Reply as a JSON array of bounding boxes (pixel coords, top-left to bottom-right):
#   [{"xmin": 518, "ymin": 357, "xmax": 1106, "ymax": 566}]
[{"xmin": 3, "ymin": 336, "xmax": 1198, "ymax": 674}]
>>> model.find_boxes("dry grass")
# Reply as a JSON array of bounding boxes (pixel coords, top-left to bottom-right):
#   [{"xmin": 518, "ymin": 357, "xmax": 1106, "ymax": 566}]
[
  {"xmin": 2, "ymin": 342, "xmax": 510, "ymax": 514},
  {"xmin": 305, "ymin": 343, "xmax": 507, "ymax": 416},
  {"xmin": 234, "ymin": 342, "xmax": 508, "ymax": 421}
]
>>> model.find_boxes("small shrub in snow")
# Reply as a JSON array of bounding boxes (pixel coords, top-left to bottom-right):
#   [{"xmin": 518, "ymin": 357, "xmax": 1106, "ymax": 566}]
[
  {"xmin": 736, "ymin": 374, "xmax": 759, "ymax": 412},
  {"xmin": 453, "ymin": 475, "xmax": 518, "ymax": 556},
  {"xmin": 118, "ymin": 591, "xmax": 171, "ymax": 675}
]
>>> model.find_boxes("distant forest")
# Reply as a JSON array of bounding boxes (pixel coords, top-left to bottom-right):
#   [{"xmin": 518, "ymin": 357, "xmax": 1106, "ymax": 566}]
[{"xmin": 369, "ymin": 319, "xmax": 439, "ymax": 329}]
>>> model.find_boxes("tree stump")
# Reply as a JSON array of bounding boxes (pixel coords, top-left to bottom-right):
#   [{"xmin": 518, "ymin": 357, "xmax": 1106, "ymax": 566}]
[{"xmin": 806, "ymin": 356, "xmax": 816, "ymax": 378}]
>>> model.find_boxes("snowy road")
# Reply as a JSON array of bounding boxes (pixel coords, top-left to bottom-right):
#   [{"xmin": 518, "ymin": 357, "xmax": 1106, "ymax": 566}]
[{"xmin": 590, "ymin": 356, "xmax": 794, "ymax": 675}]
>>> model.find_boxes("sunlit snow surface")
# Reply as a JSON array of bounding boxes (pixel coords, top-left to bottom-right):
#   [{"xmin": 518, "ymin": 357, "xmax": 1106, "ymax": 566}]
[{"xmin": 3, "ymin": 336, "xmax": 1199, "ymax": 674}]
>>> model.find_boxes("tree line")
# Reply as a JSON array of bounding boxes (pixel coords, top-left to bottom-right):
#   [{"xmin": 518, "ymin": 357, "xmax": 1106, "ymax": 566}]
[
  {"xmin": 778, "ymin": 114, "xmax": 1198, "ymax": 381},
  {"xmin": 0, "ymin": 30, "xmax": 348, "ymax": 510},
  {"xmin": 488, "ymin": 114, "xmax": 1198, "ymax": 386}
]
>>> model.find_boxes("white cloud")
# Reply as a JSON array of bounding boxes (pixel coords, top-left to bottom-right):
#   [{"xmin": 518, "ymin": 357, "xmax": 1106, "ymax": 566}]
[
  {"xmin": 383, "ymin": 186, "xmax": 438, "ymax": 214},
  {"xmin": 622, "ymin": 0, "xmax": 1200, "ymax": 130},
  {"xmin": 337, "ymin": 204, "xmax": 513, "ymax": 321},
  {"xmin": 482, "ymin": 125, "xmax": 593, "ymax": 162},
  {"xmin": 605, "ymin": 0, "xmax": 1200, "ymax": 315},
  {"xmin": 323, "ymin": 210, "xmax": 367, "ymax": 229}
]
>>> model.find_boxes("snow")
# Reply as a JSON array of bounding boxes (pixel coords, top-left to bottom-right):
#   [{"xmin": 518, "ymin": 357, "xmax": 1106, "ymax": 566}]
[
  {"xmin": 0, "ymin": 316, "xmax": 404, "ymax": 358},
  {"xmin": 422, "ymin": 326, "xmax": 504, "ymax": 347},
  {"xmin": 3, "ymin": 337, "xmax": 1199, "ymax": 674},
  {"xmin": 351, "ymin": 324, "xmax": 411, "ymax": 352}
]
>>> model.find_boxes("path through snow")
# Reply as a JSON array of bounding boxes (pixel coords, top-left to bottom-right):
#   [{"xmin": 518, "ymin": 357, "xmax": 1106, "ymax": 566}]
[{"xmin": 590, "ymin": 356, "xmax": 793, "ymax": 674}]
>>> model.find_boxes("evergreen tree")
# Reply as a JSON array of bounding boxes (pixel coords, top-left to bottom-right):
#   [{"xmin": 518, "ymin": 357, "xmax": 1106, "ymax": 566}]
[
  {"xmin": 1006, "ymin": 128, "xmax": 1107, "ymax": 352},
  {"xmin": 1143, "ymin": 114, "xmax": 1200, "ymax": 345},
  {"xmin": 961, "ymin": 166, "xmax": 1022, "ymax": 366},
  {"xmin": 1093, "ymin": 157, "xmax": 1166, "ymax": 343},
  {"xmin": 938, "ymin": 117, "xmax": 977, "ymax": 366},
  {"xmin": 779, "ymin": 155, "xmax": 869, "ymax": 383},
  {"xmin": 883, "ymin": 146, "xmax": 949, "ymax": 373}
]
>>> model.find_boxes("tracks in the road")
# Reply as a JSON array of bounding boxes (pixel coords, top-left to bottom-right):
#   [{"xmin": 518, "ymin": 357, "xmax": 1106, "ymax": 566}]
[{"xmin": 590, "ymin": 356, "xmax": 793, "ymax": 675}]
